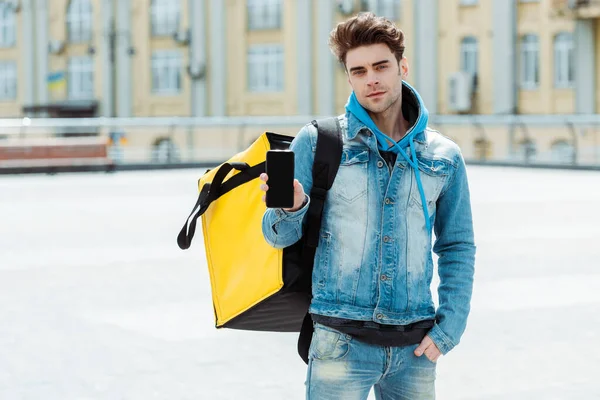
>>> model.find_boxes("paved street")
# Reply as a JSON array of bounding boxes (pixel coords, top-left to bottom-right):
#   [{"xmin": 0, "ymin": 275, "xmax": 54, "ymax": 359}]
[{"xmin": 0, "ymin": 166, "xmax": 599, "ymax": 400}]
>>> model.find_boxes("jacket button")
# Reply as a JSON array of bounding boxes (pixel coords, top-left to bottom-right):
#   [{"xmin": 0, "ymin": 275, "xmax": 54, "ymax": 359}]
[
  {"xmin": 385, "ymin": 198, "xmax": 391, "ymax": 205},
  {"xmin": 377, "ymin": 160, "xmax": 384, "ymax": 168},
  {"xmin": 380, "ymin": 275, "xmax": 387, "ymax": 281},
  {"xmin": 376, "ymin": 313, "xmax": 384, "ymax": 320},
  {"xmin": 383, "ymin": 236, "xmax": 390, "ymax": 243}
]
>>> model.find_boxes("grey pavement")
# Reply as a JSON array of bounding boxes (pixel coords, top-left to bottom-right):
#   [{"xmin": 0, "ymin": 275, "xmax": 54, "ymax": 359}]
[{"xmin": 0, "ymin": 166, "xmax": 599, "ymax": 400}]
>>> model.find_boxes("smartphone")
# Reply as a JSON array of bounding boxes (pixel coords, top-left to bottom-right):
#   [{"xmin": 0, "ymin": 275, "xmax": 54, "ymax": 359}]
[{"xmin": 265, "ymin": 150, "xmax": 295, "ymax": 209}]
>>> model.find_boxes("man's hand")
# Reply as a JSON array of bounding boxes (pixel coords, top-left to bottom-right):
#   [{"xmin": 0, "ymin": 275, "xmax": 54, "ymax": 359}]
[
  {"xmin": 259, "ymin": 173, "xmax": 307, "ymax": 212},
  {"xmin": 414, "ymin": 335, "xmax": 441, "ymax": 363}
]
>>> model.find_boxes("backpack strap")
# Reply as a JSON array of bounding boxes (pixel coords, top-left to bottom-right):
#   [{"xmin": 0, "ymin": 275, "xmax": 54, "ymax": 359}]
[
  {"xmin": 303, "ymin": 117, "xmax": 343, "ymax": 262},
  {"xmin": 297, "ymin": 116, "xmax": 343, "ymax": 364}
]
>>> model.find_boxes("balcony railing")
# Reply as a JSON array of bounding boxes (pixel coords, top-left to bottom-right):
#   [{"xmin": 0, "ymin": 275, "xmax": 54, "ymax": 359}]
[{"xmin": 0, "ymin": 115, "xmax": 599, "ymax": 173}]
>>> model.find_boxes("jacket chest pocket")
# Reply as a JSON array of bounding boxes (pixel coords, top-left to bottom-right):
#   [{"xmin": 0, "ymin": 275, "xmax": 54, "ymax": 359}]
[
  {"xmin": 331, "ymin": 148, "xmax": 370, "ymax": 203},
  {"xmin": 409, "ymin": 158, "xmax": 449, "ymax": 213}
]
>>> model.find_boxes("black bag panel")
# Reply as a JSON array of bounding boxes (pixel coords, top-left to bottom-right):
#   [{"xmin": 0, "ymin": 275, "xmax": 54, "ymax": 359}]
[
  {"xmin": 220, "ymin": 290, "xmax": 310, "ymax": 332},
  {"xmin": 281, "ymin": 241, "xmax": 312, "ymax": 293},
  {"xmin": 265, "ymin": 132, "xmax": 293, "ymax": 150}
]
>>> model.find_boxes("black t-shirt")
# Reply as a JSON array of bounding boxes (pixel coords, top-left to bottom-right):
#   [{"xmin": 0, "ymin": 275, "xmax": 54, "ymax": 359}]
[
  {"xmin": 380, "ymin": 151, "xmax": 397, "ymax": 170},
  {"xmin": 312, "ymin": 314, "xmax": 434, "ymax": 347}
]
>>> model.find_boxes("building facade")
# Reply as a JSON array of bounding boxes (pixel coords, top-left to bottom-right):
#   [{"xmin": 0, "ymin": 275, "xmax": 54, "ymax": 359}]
[
  {"xmin": 2, "ymin": 0, "xmax": 599, "ymax": 118},
  {"xmin": 0, "ymin": 0, "xmax": 599, "ymax": 164}
]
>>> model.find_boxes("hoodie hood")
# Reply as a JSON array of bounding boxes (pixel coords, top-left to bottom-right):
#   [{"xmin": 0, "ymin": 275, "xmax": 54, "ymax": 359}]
[{"xmin": 344, "ymin": 80, "xmax": 429, "ymax": 149}]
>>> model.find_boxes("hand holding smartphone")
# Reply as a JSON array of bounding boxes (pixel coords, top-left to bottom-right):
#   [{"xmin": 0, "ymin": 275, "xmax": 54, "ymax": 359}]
[{"xmin": 264, "ymin": 150, "xmax": 295, "ymax": 209}]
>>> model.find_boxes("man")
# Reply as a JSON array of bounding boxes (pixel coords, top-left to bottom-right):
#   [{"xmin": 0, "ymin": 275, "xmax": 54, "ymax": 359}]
[{"xmin": 260, "ymin": 12, "xmax": 475, "ymax": 400}]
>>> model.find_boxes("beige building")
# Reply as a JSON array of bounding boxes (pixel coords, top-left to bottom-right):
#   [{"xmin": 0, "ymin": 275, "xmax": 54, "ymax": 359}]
[{"xmin": 0, "ymin": 0, "xmax": 599, "ymax": 164}]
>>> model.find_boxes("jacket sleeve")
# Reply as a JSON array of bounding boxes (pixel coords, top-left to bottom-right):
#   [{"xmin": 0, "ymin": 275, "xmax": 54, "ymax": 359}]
[
  {"xmin": 428, "ymin": 151, "xmax": 476, "ymax": 355},
  {"xmin": 261, "ymin": 124, "xmax": 315, "ymax": 249}
]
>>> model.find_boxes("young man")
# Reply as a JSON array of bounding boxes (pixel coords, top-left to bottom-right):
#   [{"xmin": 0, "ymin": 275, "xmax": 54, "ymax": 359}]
[{"xmin": 260, "ymin": 12, "xmax": 475, "ymax": 400}]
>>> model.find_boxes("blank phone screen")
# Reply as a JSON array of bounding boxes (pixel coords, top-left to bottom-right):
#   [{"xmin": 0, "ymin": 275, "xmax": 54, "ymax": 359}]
[{"xmin": 266, "ymin": 150, "xmax": 295, "ymax": 208}]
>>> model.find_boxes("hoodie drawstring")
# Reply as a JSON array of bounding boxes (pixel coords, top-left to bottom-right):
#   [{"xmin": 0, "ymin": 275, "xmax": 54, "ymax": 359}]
[
  {"xmin": 385, "ymin": 138, "xmax": 431, "ymax": 233},
  {"xmin": 345, "ymin": 85, "xmax": 432, "ymax": 232}
]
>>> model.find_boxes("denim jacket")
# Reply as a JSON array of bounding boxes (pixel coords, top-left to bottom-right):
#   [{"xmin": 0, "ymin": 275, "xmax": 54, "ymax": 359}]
[{"xmin": 262, "ymin": 89, "xmax": 476, "ymax": 355}]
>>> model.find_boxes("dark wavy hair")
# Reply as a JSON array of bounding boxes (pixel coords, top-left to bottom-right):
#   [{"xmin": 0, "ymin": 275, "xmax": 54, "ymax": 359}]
[{"xmin": 329, "ymin": 12, "xmax": 405, "ymax": 69}]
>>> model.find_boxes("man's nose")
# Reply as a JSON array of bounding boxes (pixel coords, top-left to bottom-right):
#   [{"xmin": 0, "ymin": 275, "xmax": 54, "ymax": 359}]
[{"xmin": 367, "ymin": 72, "xmax": 379, "ymax": 86}]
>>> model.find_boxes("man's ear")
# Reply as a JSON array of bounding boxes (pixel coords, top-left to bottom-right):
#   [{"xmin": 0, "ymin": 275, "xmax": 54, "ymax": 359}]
[{"xmin": 400, "ymin": 57, "xmax": 409, "ymax": 79}]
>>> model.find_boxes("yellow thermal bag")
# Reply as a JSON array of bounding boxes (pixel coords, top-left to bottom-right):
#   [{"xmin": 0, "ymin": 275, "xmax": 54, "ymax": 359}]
[{"xmin": 177, "ymin": 118, "xmax": 342, "ymax": 361}]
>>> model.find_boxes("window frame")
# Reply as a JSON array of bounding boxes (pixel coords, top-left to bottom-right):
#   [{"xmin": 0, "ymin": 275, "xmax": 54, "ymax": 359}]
[
  {"xmin": 554, "ymin": 32, "xmax": 574, "ymax": 89},
  {"xmin": 67, "ymin": 56, "xmax": 95, "ymax": 100},
  {"xmin": 0, "ymin": 61, "xmax": 17, "ymax": 100},
  {"xmin": 460, "ymin": 36, "xmax": 478, "ymax": 87},
  {"xmin": 361, "ymin": 0, "xmax": 401, "ymax": 20},
  {"xmin": 378, "ymin": 0, "xmax": 401, "ymax": 21},
  {"xmin": 151, "ymin": 50, "xmax": 183, "ymax": 95},
  {"xmin": 516, "ymin": 139, "xmax": 537, "ymax": 162},
  {"xmin": 247, "ymin": 0, "xmax": 282, "ymax": 31},
  {"xmin": 247, "ymin": 44, "xmax": 284, "ymax": 93},
  {"xmin": 520, "ymin": 34, "xmax": 540, "ymax": 90},
  {"xmin": 150, "ymin": 0, "xmax": 181, "ymax": 37},
  {"xmin": 66, "ymin": 0, "xmax": 93, "ymax": 43},
  {"xmin": 0, "ymin": 3, "xmax": 16, "ymax": 48},
  {"xmin": 550, "ymin": 140, "xmax": 575, "ymax": 164}
]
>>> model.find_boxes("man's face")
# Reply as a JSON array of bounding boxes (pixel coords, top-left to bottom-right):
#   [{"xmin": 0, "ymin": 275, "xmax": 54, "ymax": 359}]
[{"xmin": 345, "ymin": 43, "xmax": 408, "ymax": 114}]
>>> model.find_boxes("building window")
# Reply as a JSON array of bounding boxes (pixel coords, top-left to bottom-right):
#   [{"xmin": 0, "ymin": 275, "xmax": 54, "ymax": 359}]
[
  {"xmin": 67, "ymin": 56, "xmax": 94, "ymax": 99},
  {"xmin": 554, "ymin": 32, "xmax": 574, "ymax": 88},
  {"xmin": 151, "ymin": 51, "xmax": 182, "ymax": 94},
  {"xmin": 516, "ymin": 139, "xmax": 537, "ymax": 162},
  {"xmin": 520, "ymin": 34, "xmax": 539, "ymax": 89},
  {"xmin": 550, "ymin": 140, "xmax": 575, "ymax": 164},
  {"xmin": 0, "ymin": 2, "xmax": 16, "ymax": 48},
  {"xmin": 247, "ymin": 0, "xmax": 282, "ymax": 30},
  {"xmin": 66, "ymin": 0, "xmax": 93, "ymax": 43},
  {"xmin": 380, "ymin": 0, "xmax": 401, "ymax": 20},
  {"xmin": 460, "ymin": 36, "xmax": 478, "ymax": 87},
  {"xmin": 247, "ymin": 44, "xmax": 284, "ymax": 92},
  {"xmin": 151, "ymin": 0, "xmax": 180, "ymax": 37},
  {"xmin": 361, "ymin": 0, "xmax": 401, "ymax": 20},
  {"xmin": 0, "ymin": 61, "xmax": 16, "ymax": 100}
]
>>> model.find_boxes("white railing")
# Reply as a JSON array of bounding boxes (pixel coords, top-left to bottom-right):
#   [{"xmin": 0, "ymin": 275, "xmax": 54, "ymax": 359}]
[{"xmin": 1, "ymin": 115, "xmax": 599, "ymax": 170}]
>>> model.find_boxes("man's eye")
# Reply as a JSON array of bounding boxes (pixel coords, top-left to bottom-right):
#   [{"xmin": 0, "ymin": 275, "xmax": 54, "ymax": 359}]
[
  {"xmin": 353, "ymin": 70, "xmax": 365, "ymax": 76},
  {"xmin": 377, "ymin": 65, "xmax": 387, "ymax": 70}
]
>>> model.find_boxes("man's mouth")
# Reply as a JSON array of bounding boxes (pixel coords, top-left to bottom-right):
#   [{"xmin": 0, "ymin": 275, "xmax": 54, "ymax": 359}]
[{"xmin": 367, "ymin": 91, "xmax": 386, "ymax": 98}]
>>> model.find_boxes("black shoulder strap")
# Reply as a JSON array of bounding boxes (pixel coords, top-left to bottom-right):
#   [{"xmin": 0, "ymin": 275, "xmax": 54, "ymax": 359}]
[
  {"xmin": 297, "ymin": 116, "xmax": 343, "ymax": 364},
  {"xmin": 303, "ymin": 117, "xmax": 343, "ymax": 256}
]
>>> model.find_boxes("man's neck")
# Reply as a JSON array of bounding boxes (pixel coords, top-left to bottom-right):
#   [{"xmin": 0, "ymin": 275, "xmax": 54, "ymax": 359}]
[{"xmin": 368, "ymin": 101, "xmax": 409, "ymax": 143}]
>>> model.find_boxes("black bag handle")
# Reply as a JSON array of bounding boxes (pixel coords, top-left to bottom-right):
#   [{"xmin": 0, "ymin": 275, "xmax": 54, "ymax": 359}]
[
  {"xmin": 177, "ymin": 162, "xmax": 253, "ymax": 250},
  {"xmin": 177, "ymin": 183, "xmax": 212, "ymax": 250}
]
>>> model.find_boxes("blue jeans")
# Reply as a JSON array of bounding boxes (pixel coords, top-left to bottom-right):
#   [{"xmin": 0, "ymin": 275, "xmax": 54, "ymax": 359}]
[{"xmin": 306, "ymin": 323, "xmax": 436, "ymax": 400}]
